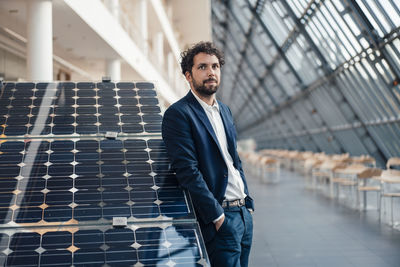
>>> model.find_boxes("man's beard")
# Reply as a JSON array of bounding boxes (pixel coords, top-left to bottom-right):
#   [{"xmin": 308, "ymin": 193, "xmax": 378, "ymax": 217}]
[{"xmin": 192, "ymin": 77, "xmax": 219, "ymax": 96}]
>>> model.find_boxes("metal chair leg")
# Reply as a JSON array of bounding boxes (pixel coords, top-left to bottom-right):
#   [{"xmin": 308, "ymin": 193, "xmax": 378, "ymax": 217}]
[
  {"xmin": 376, "ymin": 191, "xmax": 380, "ymax": 216},
  {"xmin": 391, "ymin": 197, "xmax": 394, "ymax": 226},
  {"xmin": 355, "ymin": 185, "xmax": 359, "ymax": 209},
  {"xmin": 378, "ymin": 194, "xmax": 382, "ymax": 223}
]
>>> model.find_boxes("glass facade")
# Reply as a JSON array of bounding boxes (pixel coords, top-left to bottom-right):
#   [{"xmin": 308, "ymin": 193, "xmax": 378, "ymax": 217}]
[{"xmin": 212, "ymin": 0, "xmax": 400, "ymax": 166}]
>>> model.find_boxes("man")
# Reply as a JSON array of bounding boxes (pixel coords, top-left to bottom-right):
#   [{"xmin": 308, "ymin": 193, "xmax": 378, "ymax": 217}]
[{"xmin": 162, "ymin": 42, "xmax": 254, "ymax": 267}]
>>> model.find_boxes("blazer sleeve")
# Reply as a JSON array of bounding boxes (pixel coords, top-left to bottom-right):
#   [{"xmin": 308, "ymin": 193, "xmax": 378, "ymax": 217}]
[{"xmin": 162, "ymin": 106, "xmax": 224, "ymax": 225}]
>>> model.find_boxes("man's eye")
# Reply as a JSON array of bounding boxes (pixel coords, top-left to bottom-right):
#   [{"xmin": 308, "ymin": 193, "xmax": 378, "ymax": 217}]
[{"xmin": 199, "ymin": 66, "xmax": 206, "ymax": 70}]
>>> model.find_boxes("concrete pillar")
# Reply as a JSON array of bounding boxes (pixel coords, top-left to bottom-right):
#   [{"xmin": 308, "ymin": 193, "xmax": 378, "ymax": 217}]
[
  {"xmin": 27, "ymin": 0, "xmax": 53, "ymax": 81},
  {"xmin": 154, "ymin": 32, "xmax": 164, "ymax": 67},
  {"xmin": 139, "ymin": 0, "xmax": 148, "ymax": 55},
  {"xmin": 106, "ymin": 59, "xmax": 121, "ymax": 81}
]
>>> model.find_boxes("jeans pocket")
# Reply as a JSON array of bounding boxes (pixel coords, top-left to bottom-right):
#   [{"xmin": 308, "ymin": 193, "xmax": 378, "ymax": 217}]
[{"xmin": 217, "ymin": 215, "xmax": 229, "ymax": 233}]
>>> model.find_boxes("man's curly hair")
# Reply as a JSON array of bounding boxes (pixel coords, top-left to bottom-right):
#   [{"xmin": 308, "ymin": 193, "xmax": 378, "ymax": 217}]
[{"xmin": 180, "ymin": 42, "xmax": 225, "ymax": 75}]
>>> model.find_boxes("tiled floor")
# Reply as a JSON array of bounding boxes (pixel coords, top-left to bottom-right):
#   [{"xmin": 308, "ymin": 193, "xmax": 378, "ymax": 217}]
[{"xmin": 247, "ymin": 169, "xmax": 400, "ymax": 267}]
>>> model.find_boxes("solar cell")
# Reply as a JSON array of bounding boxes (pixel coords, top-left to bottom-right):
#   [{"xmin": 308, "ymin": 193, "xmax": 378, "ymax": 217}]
[{"xmin": 0, "ymin": 81, "xmax": 209, "ymax": 266}]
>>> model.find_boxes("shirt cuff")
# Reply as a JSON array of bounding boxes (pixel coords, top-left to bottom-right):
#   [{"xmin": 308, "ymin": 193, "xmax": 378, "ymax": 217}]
[{"xmin": 212, "ymin": 213, "xmax": 224, "ymax": 224}]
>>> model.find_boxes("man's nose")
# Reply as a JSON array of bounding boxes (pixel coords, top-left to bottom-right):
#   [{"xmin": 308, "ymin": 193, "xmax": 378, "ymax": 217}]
[{"xmin": 207, "ymin": 67, "xmax": 216, "ymax": 77}]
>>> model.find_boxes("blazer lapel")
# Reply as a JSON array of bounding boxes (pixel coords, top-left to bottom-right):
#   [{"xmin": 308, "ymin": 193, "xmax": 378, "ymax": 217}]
[
  {"xmin": 186, "ymin": 91, "xmax": 223, "ymax": 155},
  {"xmin": 219, "ymin": 104, "xmax": 236, "ymax": 161}
]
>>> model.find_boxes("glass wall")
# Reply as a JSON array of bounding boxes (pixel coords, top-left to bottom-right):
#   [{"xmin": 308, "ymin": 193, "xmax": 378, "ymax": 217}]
[{"xmin": 212, "ymin": 0, "xmax": 400, "ymax": 166}]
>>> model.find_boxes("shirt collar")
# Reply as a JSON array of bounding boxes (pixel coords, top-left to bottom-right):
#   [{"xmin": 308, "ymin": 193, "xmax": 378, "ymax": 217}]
[{"xmin": 191, "ymin": 90, "xmax": 219, "ymax": 112}]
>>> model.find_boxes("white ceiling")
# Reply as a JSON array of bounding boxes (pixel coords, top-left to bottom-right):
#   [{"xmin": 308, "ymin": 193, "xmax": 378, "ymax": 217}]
[
  {"xmin": 52, "ymin": 0, "xmax": 121, "ymax": 60},
  {"xmin": 0, "ymin": 0, "xmax": 120, "ymax": 61},
  {"xmin": 0, "ymin": 0, "xmax": 211, "ymax": 78},
  {"xmin": 170, "ymin": 0, "xmax": 212, "ymax": 47}
]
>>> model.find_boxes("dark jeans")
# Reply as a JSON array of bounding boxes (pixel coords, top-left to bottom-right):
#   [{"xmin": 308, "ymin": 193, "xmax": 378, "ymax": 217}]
[{"xmin": 206, "ymin": 205, "xmax": 253, "ymax": 267}]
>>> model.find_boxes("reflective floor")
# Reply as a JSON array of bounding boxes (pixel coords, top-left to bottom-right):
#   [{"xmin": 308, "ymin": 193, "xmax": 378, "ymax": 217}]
[{"xmin": 247, "ymin": 169, "xmax": 400, "ymax": 267}]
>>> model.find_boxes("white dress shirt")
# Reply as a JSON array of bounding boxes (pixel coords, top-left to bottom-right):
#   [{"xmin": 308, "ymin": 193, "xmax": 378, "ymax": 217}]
[{"xmin": 191, "ymin": 91, "xmax": 247, "ymax": 207}]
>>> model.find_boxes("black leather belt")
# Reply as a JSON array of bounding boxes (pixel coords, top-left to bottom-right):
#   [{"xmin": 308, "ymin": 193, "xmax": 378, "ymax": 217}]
[{"xmin": 222, "ymin": 198, "xmax": 245, "ymax": 208}]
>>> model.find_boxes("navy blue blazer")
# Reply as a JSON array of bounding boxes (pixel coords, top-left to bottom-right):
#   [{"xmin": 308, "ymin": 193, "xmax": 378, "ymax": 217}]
[{"xmin": 162, "ymin": 91, "xmax": 254, "ymax": 242}]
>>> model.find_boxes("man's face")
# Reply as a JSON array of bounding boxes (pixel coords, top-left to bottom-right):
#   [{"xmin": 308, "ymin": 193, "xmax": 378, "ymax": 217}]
[{"xmin": 186, "ymin": 52, "xmax": 221, "ymax": 96}]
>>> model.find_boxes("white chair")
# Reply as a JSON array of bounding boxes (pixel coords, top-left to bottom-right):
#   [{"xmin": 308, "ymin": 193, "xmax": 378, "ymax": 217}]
[
  {"xmin": 379, "ymin": 169, "xmax": 400, "ymax": 226},
  {"xmin": 378, "ymin": 157, "xmax": 400, "ymax": 226}
]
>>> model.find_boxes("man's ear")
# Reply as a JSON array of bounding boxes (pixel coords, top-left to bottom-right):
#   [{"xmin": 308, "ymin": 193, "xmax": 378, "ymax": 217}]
[{"xmin": 185, "ymin": 71, "xmax": 192, "ymax": 83}]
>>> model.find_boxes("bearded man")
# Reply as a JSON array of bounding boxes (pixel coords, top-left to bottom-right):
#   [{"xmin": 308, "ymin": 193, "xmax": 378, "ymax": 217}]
[{"xmin": 162, "ymin": 42, "xmax": 254, "ymax": 267}]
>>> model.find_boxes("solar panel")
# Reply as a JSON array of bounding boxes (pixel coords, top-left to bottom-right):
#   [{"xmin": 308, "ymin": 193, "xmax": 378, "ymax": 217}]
[
  {"xmin": 0, "ymin": 82, "xmax": 209, "ymax": 266},
  {"xmin": 0, "ymin": 82, "xmax": 161, "ymax": 137},
  {"xmin": 0, "ymin": 222, "xmax": 207, "ymax": 266}
]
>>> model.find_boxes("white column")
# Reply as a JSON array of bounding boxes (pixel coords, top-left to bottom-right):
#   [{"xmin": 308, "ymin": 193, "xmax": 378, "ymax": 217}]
[
  {"xmin": 167, "ymin": 52, "xmax": 174, "ymax": 83},
  {"xmin": 154, "ymin": 32, "xmax": 164, "ymax": 67},
  {"xmin": 105, "ymin": 0, "xmax": 119, "ymax": 20},
  {"xmin": 106, "ymin": 59, "xmax": 121, "ymax": 81},
  {"xmin": 177, "ymin": 72, "xmax": 186, "ymax": 95},
  {"xmin": 27, "ymin": 0, "xmax": 53, "ymax": 81},
  {"xmin": 139, "ymin": 0, "xmax": 148, "ymax": 55},
  {"xmin": 166, "ymin": 0, "xmax": 173, "ymax": 19}
]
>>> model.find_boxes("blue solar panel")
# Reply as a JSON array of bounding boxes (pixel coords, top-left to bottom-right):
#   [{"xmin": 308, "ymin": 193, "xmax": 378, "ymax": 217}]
[
  {"xmin": 0, "ymin": 82, "xmax": 162, "ymax": 137},
  {"xmin": 0, "ymin": 137, "xmax": 194, "ymax": 224},
  {"xmin": 0, "ymin": 223, "xmax": 207, "ymax": 266},
  {"xmin": 0, "ymin": 81, "xmax": 209, "ymax": 266}
]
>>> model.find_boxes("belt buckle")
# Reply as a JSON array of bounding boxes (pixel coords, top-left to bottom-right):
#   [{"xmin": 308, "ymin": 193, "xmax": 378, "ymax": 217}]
[
  {"xmin": 222, "ymin": 199, "xmax": 245, "ymax": 208},
  {"xmin": 230, "ymin": 200, "xmax": 238, "ymax": 207},
  {"xmin": 231, "ymin": 199, "xmax": 244, "ymax": 207}
]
